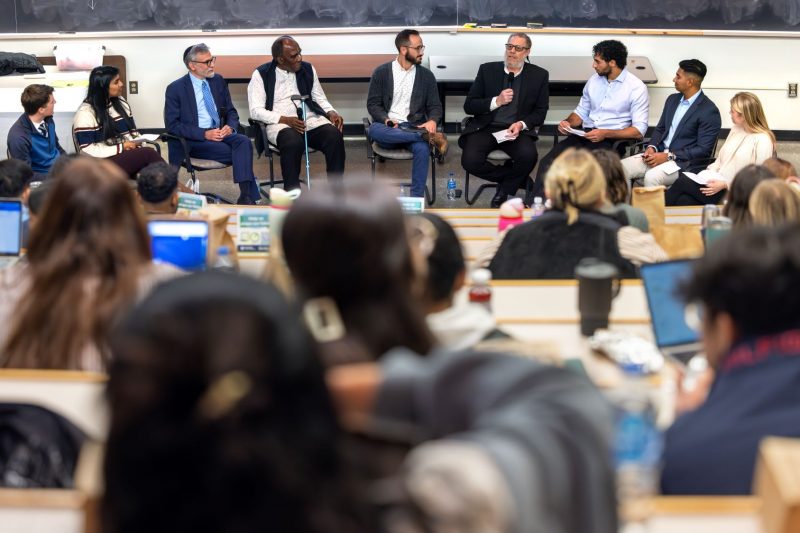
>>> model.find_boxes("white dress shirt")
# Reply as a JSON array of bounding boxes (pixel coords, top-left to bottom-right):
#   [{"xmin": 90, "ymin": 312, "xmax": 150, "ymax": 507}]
[
  {"xmin": 574, "ymin": 68, "xmax": 649, "ymax": 137},
  {"xmin": 387, "ymin": 60, "xmax": 416, "ymax": 123},
  {"xmin": 248, "ymin": 65, "xmax": 336, "ymax": 144}
]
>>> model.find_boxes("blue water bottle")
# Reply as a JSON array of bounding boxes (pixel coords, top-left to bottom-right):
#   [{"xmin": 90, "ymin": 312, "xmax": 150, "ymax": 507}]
[{"xmin": 446, "ymin": 172, "xmax": 457, "ymax": 201}]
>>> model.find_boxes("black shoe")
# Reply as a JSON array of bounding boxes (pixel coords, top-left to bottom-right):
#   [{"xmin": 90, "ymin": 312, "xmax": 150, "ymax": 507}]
[
  {"xmin": 490, "ymin": 190, "xmax": 508, "ymax": 208},
  {"xmin": 236, "ymin": 194, "xmax": 257, "ymax": 205},
  {"xmin": 524, "ymin": 178, "xmax": 545, "ymax": 207}
]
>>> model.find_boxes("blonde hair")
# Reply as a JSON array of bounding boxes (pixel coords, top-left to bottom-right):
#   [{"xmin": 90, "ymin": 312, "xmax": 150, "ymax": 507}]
[
  {"xmin": 749, "ymin": 179, "xmax": 800, "ymax": 226},
  {"xmin": 544, "ymin": 148, "xmax": 606, "ymax": 225},
  {"xmin": 731, "ymin": 92, "xmax": 776, "ymax": 147}
]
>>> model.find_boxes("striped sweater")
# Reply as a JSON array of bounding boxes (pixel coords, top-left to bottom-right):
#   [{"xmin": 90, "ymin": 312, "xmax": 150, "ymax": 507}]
[{"xmin": 72, "ymin": 97, "xmax": 140, "ymax": 158}]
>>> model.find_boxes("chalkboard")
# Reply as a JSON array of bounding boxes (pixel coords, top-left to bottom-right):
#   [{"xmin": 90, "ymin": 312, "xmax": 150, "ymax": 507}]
[{"xmin": 3, "ymin": 0, "xmax": 800, "ymax": 32}]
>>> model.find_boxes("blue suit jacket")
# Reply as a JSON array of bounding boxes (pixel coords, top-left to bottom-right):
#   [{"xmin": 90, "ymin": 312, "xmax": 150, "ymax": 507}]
[
  {"xmin": 163, "ymin": 73, "xmax": 240, "ymax": 165},
  {"xmin": 649, "ymin": 92, "xmax": 721, "ymax": 172}
]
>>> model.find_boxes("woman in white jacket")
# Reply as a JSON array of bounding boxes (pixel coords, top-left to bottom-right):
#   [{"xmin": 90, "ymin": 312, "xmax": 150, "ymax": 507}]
[
  {"xmin": 666, "ymin": 92, "xmax": 775, "ymax": 206},
  {"xmin": 72, "ymin": 65, "xmax": 163, "ymax": 178}
]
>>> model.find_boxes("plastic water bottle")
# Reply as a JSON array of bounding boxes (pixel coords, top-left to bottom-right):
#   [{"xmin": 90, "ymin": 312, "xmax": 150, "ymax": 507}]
[
  {"xmin": 531, "ymin": 196, "xmax": 545, "ymax": 218},
  {"xmin": 446, "ymin": 172, "xmax": 457, "ymax": 201},
  {"xmin": 468, "ymin": 268, "xmax": 492, "ymax": 312},
  {"xmin": 610, "ymin": 363, "xmax": 662, "ymax": 528},
  {"xmin": 213, "ymin": 246, "xmax": 236, "ymax": 273}
]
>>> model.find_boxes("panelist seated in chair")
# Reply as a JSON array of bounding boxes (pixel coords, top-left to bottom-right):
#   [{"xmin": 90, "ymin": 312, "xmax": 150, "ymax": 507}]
[
  {"xmin": 622, "ymin": 59, "xmax": 721, "ymax": 188},
  {"xmin": 247, "ymin": 35, "xmax": 345, "ymax": 191},
  {"xmin": 73, "ymin": 66, "xmax": 163, "ymax": 179},
  {"xmin": 164, "ymin": 43, "xmax": 260, "ymax": 205},
  {"xmin": 459, "ymin": 32, "xmax": 549, "ymax": 208},
  {"xmin": 535, "ymin": 40, "xmax": 649, "ymax": 198},
  {"xmin": 366, "ymin": 28, "xmax": 447, "ymax": 199}
]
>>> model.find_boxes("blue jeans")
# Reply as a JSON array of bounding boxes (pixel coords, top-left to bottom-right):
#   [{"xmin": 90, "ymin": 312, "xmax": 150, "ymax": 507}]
[{"xmin": 368, "ymin": 122, "xmax": 430, "ymax": 197}]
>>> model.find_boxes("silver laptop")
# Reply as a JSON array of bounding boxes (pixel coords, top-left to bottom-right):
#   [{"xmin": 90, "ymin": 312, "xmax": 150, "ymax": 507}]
[
  {"xmin": 0, "ymin": 198, "xmax": 23, "ymax": 269},
  {"xmin": 640, "ymin": 259, "xmax": 702, "ymax": 366}
]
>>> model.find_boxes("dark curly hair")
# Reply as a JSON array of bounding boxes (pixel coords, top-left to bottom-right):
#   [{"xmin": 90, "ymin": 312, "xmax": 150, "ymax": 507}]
[{"xmin": 593, "ymin": 40, "xmax": 628, "ymax": 69}]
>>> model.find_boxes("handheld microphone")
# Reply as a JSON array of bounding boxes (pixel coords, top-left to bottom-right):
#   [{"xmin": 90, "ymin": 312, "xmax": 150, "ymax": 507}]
[
  {"xmin": 505, "ymin": 72, "xmax": 515, "ymax": 89},
  {"xmin": 290, "ymin": 94, "xmax": 310, "ymax": 101}
]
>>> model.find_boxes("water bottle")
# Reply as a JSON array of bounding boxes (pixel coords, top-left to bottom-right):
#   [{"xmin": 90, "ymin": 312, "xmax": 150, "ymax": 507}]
[
  {"xmin": 213, "ymin": 246, "xmax": 237, "ymax": 273},
  {"xmin": 468, "ymin": 268, "xmax": 492, "ymax": 312},
  {"xmin": 446, "ymin": 172, "xmax": 457, "ymax": 201},
  {"xmin": 610, "ymin": 363, "xmax": 662, "ymax": 528},
  {"xmin": 531, "ymin": 196, "xmax": 545, "ymax": 219}
]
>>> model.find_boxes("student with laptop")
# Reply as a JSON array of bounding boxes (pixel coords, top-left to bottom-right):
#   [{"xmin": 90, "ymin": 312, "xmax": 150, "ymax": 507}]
[
  {"xmin": 660, "ymin": 224, "xmax": 800, "ymax": 494},
  {"xmin": 0, "ymin": 156, "xmax": 180, "ymax": 372},
  {"xmin": 0, "ymin": 159, "xmax": 33, "ymax": 247},
  {"xmin": 0, "ymin": 197, "xmax": 23, "ymax": 269}
]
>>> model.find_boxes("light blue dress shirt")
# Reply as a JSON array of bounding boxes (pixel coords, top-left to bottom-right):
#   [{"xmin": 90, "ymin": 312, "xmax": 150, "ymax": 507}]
[
  {"xmin": 662, "ymin": 90, "xmax": 702, "ymax": 148},
  {"xmin": 574, "ymin": 68, "xmax": 650, "ymax": 137},
  {"xmin": 190, "ymin": 74, "xmax": 215, "ymax": 129}
]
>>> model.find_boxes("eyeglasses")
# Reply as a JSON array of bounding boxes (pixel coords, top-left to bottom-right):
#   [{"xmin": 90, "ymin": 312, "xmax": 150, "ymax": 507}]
[
  {"xmin": 191, "ymin": 56, "xmax": 216, "ymax": 67},
  {"xmin": 406, "ymin": 45, "xmax": 425, "ymax": 52},
  {"xmin": 505, "ymin": 44, "xmax": 530, "ymax": 52}
]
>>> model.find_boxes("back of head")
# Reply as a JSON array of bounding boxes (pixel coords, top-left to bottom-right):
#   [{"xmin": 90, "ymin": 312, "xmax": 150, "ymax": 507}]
[
  {"xmin": 749, "ymin": 179, "xmax": 800, "ymax": 226},
  {"xmin": 137, "ymin": 161, "xmax": 178, "ymax": 207},
  {"xmin": 681, "ymin": 224, "xmax": 800, "ymax": 342},
  {"xmin": 730, "ymin": 92, "xmax": 775, "ymax": 145},
  {"xmin": 104, "ymin": 272, "xmax": 366, "ymax": 533},
  {"xmin": 20, "ymin": 84, "xmax": 54, "ymax": 116},
  {"xmin": 0, "ymin": 159, "xmax": 33, "ymax": 197},
  {"xmin": 418, "ymin": 213, "xmax": 465, "ymax": 311},
  {"xmin": 282, "ymin": 180, "xmax": 433, "ymax": 361},
  {"xmin": 591, "ymin": 149, "xmax": 627, "ymax": 205},
  {"xmin": 762, "ymin": 157, "xmax": 797, "ymax": 180},
  {"xmin": 723, "ymin": 164, "xmax": 775, "ymax": 227},
  {"xmin": 678, "ymin": 59, "xmax": 707, "ymax": 84},
  {"xmin": 2, "ymin": 157, "xmax": 151, "ymax": 370},
  {"xmin": 545, "ymin": 148, "xmax": 606, "ymax": 224}
]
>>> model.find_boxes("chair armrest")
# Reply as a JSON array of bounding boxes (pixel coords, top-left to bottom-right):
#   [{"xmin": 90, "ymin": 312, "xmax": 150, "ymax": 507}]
[
  {"xmin": 362, "ymin": 117, "xmax": 374, "ymax": 158},
  {"xmin": 159, "ymin": 132, "xmax": 194, "ymax": 173},
  {"xmin": 627, "ymin": 139, "xmax": 652, "ymax": 156}
]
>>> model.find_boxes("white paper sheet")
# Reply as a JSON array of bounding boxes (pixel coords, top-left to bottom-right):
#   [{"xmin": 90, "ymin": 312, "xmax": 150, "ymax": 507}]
[
  {"xmin": 564, "ymin": 126, "xmax": 586, "ymax": 137},
  {"xmin": 492, "ymin": 129, "xmax": 518, "ymax": 144},
  {"xmin": 133, "ymin": 133, "xmax": 161, "ymax": 143}
]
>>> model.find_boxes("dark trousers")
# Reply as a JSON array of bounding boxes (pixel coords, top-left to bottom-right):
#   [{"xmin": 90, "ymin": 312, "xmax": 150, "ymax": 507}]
[
  {"xmin": 183, "ymin": 133, "xmax": 255, "ymax": 184},
  {"xmin": 277, "ymin": 124, "xmax": 345, "ymax": 190},
  {"xmin": 460, "ymin": 128, "xmax": 538, "ymax": 196},
  {"xmin": 665, "ymin": 174, "xmax": 726, "ymax": 206},
  {"xmin": 534, "ymin": 135, "xmax": 618, "ymax": 195},
  {"xmin": 108, "ymin": 147, "xmax": 163, "ymax": 179}
]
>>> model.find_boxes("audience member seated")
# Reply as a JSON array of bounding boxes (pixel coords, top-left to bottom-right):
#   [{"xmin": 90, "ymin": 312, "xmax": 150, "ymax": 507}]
[
  {"xmin": 761, "ymin": 156, "xmax": 797, "ymax": 180},
  {"xmin": 720, "ymin": 164, "xmax": 776, "ymax": 227},
  {"xmin": 7, "ymin": 84, "xmax": 66, "ymax": 179},
  {"xmin": 748, "ymin": 179, "xmax": 800, "ymax": 226},
  {"xmin": 665, "ymin": 92, "xmax": 775, "ymax": 206},
  {"xmin": 661, "ymin": 224, "xmax": 800, "ymax": 495},
  {"xmin": 26, "ymin": 179, "xmax": 51, "ymax": 233},
  {"xmin": 103, "ymin": 271, "xmax": 618, "ymax": 533},
  {"xmin": 487, "ymin": 148, "xmax": 666, "ymax": 279},
  {"xmin": 417, "ymin": 213, "xmax": 509, "ymax": 350},
  {"xmin": 621, "ymin": 59, "xmax": 721, "ymax": 188},
  {"xmin": 73, "ymin": 66, "xmax": 163, "ymax": 179},
  {"xmin": 137, "ymin": 161, "xmax": 179, "ymax": 215},
  {"xmin": 281, "ymin": 180, "xmax": 435, "ymax": 365},
  {"xmin": 592, "ymin": 149, "xmax": 649, "ymax": 232},
  {"xmin": 534, "ymin": 40, "xmax": 649, "ymax": 196},
  {"xmin": 0, "ymin": 157, "xmax": 180, "ymax": 371},
  {"xmin": 0, "ymin": 159, "xmax": 33, "ymax": 246}
]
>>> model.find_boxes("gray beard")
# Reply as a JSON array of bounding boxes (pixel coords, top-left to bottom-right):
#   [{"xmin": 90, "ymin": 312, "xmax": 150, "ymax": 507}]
[{"xmin": 505, "ymin": 59, "xmax": 524, "ymax": 70}]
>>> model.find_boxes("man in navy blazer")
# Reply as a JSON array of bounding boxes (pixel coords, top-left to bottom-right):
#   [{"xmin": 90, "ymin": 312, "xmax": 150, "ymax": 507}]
[
  {"xmin": 622, "ymin": 59, "xmax": 721, "ymax": 188},
  {"xmin": 459, "ymin": 33, "xmax": 549, "ymax": 208},
  {"xmin": 164, "ymin": 43, "xmax": 260, "ymax": 204}
]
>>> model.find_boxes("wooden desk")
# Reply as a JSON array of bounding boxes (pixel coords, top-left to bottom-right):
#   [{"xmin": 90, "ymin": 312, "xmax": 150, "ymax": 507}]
[{"xmin": 214, "ymin": 54, "xmax": 396, "ymax": 83}]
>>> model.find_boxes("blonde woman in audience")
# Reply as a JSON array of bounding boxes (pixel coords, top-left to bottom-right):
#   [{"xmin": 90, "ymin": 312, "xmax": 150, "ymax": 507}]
[
  {"xmin": 666, "ymin": 92, "xmax": 775, "ymax": 206},
  {"xmin": 761, "ymin": 157, "xmax": 797, "ymax": 180},
  {"xmin": 487, "ymin": 148, "xmax": 666, "ymax": 279},
  {"xmin": 749, "ymin": 179, "xmax": 800, "ymax": 226},
  {"xmin": 0, "ymin": 157, "xmax": 179, "ymax": 371}
]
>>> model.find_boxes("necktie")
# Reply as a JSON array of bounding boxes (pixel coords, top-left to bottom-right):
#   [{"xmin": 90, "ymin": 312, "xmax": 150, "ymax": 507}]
[
  {"xmin": 201, "ymin": 81, "xmax": 220, "ymax": 128},
  {"xmin": 38, "ymin": 123, "xmax": 48, "ymax": 138}
]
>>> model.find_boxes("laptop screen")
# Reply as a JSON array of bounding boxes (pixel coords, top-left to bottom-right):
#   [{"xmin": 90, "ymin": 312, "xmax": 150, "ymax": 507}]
[
  {"xmin": 641, "ymin": 260, "xmax": 699, "ymax": 349},
  {"xmin": 0, "ymin": 199, "xmax": 22, "ymax": 257},
  {"xmin": 148, "ymin": 219, "xmax": 209, "ymax": 271}
]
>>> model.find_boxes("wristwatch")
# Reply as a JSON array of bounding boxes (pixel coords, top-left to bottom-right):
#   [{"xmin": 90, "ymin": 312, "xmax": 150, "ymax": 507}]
[{"xmin": 667, "ymin": 152, "xmax": 675, "ymax": 161}]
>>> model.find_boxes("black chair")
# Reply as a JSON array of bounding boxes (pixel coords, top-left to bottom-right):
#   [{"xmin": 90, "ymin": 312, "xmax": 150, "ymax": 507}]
[
  {"xmin": 160, "ymin": 132, "xmax": 234, "ymax": 204},
  {"xmin": 249, "ymin": 118, "xmax": 316, "ymax": 198},
  {"xmin": 362, "ymin": 117, "xmax": 441, "ymax": 206}
]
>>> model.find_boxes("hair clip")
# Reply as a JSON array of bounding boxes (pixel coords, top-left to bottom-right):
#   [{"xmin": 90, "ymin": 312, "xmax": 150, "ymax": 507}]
[
  {"xmin": 197, "ymin": 370, "xmax": 253, "ymax": 420},
  {"xmin": 303, "ymin": 297, "xmax": 346, "ymax": 343}
]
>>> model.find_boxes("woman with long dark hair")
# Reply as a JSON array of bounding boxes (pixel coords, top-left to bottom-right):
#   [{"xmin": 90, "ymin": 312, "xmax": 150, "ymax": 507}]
[{"xmin": 72, "ymin": 65, "xmax": 163, "ymax": 178}]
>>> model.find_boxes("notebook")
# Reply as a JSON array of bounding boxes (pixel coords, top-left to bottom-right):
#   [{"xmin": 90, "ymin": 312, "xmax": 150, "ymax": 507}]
[
  {"xmin": 148, "ymin": 219, "xmax": 209, "ymax": 271},
  {"xmin": 640, "ymin": 259, "xmax": 701, "ymax": 366},
  {"xmin": 0, "ymin": 199, "xmax": 23, "ymax": 269}
]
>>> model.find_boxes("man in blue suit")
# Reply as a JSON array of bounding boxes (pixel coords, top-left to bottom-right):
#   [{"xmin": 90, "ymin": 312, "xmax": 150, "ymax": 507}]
[
  {"xmin": 164, "ymin": 43, "xmax": 260, "ymax": 204},
  {"xmin": 622, "ymin": 59, "xmax": 721, "ymax": 188}
]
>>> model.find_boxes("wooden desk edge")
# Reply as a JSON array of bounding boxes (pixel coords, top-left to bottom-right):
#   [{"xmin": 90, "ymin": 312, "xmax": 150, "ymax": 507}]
[
  {"xmin": 0, "ymin": 488, "xmax": 87, "ymax": 508},
  {"xmin": 651, "ymin": 496, "xmax": 761, "ymax": 514},
  {"xmin": 0, "ymin": 369, "xmax": 107, "ymax": 383}
]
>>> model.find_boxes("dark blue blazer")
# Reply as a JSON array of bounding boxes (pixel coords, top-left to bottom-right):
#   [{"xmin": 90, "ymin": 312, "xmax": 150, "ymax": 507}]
[
  {"xmin": 649, "ymin": 91, "xmax": 721, "ymax": 172},
  {"xmin": 163, "ymin": 73, "xmax": 240, "ymax": 164}
]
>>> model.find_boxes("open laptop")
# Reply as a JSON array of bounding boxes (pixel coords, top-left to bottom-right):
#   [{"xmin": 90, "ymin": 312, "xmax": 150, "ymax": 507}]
[
  {"xmin": 0, "ymin": 199, "xmax": 23, "ymax": 269},
  {"xmin": 148, "ymin": 219, "xmax": 209, "ymax": 271},
  {"xmin": 640, "ymin": 259, "xmax": 702, "ymax": 366}
]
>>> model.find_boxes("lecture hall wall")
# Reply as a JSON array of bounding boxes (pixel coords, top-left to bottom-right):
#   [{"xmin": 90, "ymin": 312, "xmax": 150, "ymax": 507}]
[{"xmin": 0, "ymin": 28, "xmax": 799, "ymax": 132}]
